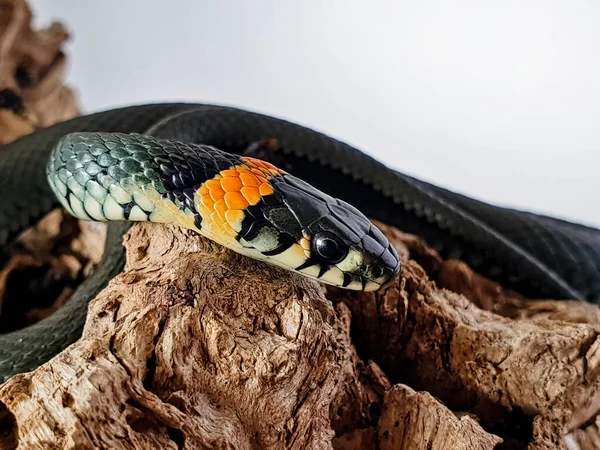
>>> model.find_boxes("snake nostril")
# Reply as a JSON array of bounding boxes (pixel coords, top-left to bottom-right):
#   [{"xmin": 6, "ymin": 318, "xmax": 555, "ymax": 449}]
[{"xmin": 372, "ymin": 264, "xmax": 385, "ymax": 279}]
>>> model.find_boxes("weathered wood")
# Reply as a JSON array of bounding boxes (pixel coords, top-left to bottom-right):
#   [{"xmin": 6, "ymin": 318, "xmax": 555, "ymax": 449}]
[
  {"xmin": 0, "ymin": 0, "xmax": 78, "ymax": 144},
  {"xmin": 0, "ymin": 223, "xmax": 503, "ymax": 449}
]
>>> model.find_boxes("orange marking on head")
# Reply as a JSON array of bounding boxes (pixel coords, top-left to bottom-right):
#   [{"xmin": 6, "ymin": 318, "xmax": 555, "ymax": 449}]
[
  {"xmin": 224, "ymin": 191, "xmax": 249, "ymax": 210},
  {"xmin": 209, "ymin": 187, "xmax": 225, "ymax": 201},
  {"xmin": 259, "ymin": 183, "xmax": 274, "ymax": 196},
  {"xmin": 221, "ymin": 169, "xmax": 240, "ymax": 178},
  {"xmin": 265, "ymin": 162, "xmax": 284, "ymax": 173},
  {"xmin": 239, "ymin": 172, "xmax": 261, "ymax": 188},
  {"xmin": 196, "ymin": 162, "xmax": 283, "ymax": 243},
  {"xmin": 241, "ymin": 157, "xmax": 285, "ymax": 176},
  {"xmin": 240, "ymin": 186, "xmax": 260, "ymax": 205},
  {"xmin": 221, "ymin": 176, "xmax": 243, "ymax": 193}
]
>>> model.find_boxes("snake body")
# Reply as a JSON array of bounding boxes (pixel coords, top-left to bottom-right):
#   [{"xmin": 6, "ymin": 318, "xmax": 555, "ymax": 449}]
[{"xmin": 1, "ymin": 103, "xmax": 599, "ymax": 381}]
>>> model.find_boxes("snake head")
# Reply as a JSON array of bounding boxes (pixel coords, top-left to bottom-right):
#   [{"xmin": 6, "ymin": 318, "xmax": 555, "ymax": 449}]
[
  {"xmin": 47, "ymin": 131, "xmax": 399, "ymax": 292},
  {"xmin": 234, "ymin": 168, "xmax": 401, "ymax": 291}
]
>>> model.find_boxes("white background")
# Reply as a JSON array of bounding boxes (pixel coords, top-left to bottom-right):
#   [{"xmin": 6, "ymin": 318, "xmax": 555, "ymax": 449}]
[{"xmin": 30, "ymin": 1, "xmax": 600, "ymax": 227}]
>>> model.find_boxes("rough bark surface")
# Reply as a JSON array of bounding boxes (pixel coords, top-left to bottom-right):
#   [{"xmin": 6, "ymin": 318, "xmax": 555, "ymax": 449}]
[
  {"xmin": 2, "ymin": 218, "xmax": 600, "ymax": 449},
  {"xmin": 0, "ymin": 0, "xmax": 79, "ymax": 143},
  {"xmin": 328, "ymin": 224, "xmax": 600, "ymax": 449},
  {"xmin": 0, "ymin": 223, "xmax": 502, "ymax": 450}
]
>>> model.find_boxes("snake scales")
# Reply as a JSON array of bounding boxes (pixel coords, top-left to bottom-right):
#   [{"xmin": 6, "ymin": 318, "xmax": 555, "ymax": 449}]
[{"xmin": 0, "ymin": 103, "xmax": 599, "ymax": 382}]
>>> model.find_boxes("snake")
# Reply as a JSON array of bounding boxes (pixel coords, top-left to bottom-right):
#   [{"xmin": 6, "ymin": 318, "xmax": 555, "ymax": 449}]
[{"xmin": 0, "ymin": 103, "xmax": 599, "ymax": 382}]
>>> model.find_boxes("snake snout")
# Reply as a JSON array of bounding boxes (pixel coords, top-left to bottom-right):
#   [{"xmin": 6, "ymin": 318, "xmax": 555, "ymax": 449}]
[{"xmin": 266, "ymin": 176, "xmax": 400, "ymax": 291}]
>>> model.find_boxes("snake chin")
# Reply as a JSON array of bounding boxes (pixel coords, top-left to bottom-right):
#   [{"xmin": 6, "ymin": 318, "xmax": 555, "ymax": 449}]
[{"xmin": 339, "ymin": 254, "xmax": 400, "ymax": 291}]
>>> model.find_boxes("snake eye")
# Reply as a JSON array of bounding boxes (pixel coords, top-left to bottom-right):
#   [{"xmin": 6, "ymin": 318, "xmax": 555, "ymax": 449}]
[{"xmin": 313, "ymin": 232, "xmax": 348, "ymax": 264}]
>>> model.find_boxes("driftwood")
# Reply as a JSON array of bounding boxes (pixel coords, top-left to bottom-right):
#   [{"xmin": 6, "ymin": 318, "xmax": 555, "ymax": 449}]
[
  {"xmin": 1, "ymin": 219, "xmax": 600, "ymax": 448},
  {"xmin": 1, "ymin": 215, "xmax": 599, "ymax": 449},
  {"xmin": 2, "ymin": 0, "xmax": 600, "ymax": 448},
  {"xmin": 328, "ymin": 225, "xmax": 600, "ymax": 449},
  {"xmin": 0, "ymin": 222, "xmax": 503, "ymax": 449},
  {"xmin": 0, "ymin": 0, "xmax": 79, "ymax": 143}
]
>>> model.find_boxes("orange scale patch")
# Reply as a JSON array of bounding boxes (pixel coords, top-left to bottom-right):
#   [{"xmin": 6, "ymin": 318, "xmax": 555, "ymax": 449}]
[
  {"xmin": 195, "ymin": 164, "xmax": 282, "ymax": 243},
  {"xmin": 239, "ymin": 172, "xmax": 260, "ymax": 188},
  {"xmin": 205, "ymin": 179, "xmax": 221, "ymax": 190},
  {"xmin": 209, "ymin": 187, "xmax": 225, "ymax": 201},
  {"xmin": 241, "ymin": 157, "xmax": 264, "ymax": 168},
  {"xmin": 224, "ymin": 191, "xmax": 248, "ymax": 210},
  {"xmin": 221, "ymin": 176, "xmax": 243, "ymax": 193},
  {"xmin": 221, "ymin": 169, "xmax": 240, "ymax": 178},
  {"xmin": 264, "ymin": 162, "xmax": 284, "ymax": 173},
  {"xmin": 259, "ymin": 183, "xmax": 274, "ymax": 196},
  {"xmin": 242, "ymin": 156, "xmax": 286, "ymax": 174},
  {"xmin": 241, "ymin": 186, "xmax": 261, "ymax": 205}
]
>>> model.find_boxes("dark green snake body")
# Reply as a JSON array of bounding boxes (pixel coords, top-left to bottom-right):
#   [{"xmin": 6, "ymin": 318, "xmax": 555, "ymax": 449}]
[{"xmin": 0, "ymin": 103, "xmax": 599, "ymax": 382}]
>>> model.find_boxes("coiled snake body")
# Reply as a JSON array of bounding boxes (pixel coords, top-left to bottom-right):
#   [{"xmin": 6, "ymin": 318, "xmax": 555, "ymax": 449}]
[{"xmin": 0, "ymin": 103, "xmax": 599, "ymax": 381}]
